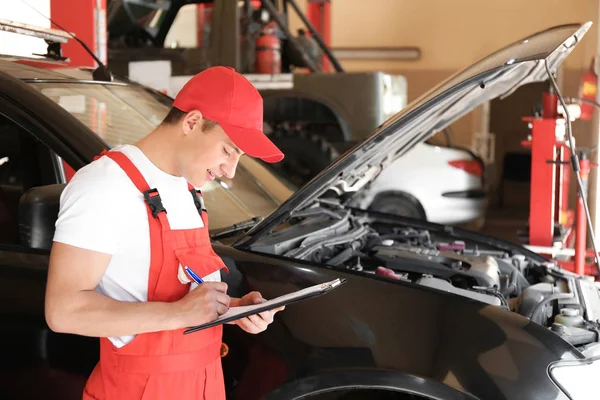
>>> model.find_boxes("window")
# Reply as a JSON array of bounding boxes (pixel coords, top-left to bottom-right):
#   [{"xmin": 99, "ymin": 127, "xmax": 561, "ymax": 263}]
[
  {"xmin": 0, "ymin": 115, "xmax": 58, "ymax": 245},
  {"xmin": 35, "ymin": 83, "xmax": 169, "ymax": 147}
]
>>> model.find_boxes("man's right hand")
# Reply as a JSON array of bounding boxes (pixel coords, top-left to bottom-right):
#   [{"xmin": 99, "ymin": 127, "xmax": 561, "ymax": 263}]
[{"xmin": 174, "ymin": 282, "xmax": 230, "ymax": 328}]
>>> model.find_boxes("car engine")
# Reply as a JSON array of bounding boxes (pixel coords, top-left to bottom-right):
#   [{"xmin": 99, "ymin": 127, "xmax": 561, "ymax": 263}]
[{"xmin": 249, "ymin": 202, "xmax": 600, "ymax": 348}]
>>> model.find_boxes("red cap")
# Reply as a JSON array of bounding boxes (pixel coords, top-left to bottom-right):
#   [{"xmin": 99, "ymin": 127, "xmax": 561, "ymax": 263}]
[{"xmin": 172, "ymin": 66, "xmax": 284, "ymax": 163}]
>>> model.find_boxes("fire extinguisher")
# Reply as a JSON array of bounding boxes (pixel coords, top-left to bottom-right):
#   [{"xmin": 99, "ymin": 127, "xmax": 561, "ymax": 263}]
[
  {"xmin": 578, "ymin": 57, "xmax": 598, "ymax": 120},
  {"xmin": 255, "ymin": 22, "xmax": 281, "ymax": 74}
]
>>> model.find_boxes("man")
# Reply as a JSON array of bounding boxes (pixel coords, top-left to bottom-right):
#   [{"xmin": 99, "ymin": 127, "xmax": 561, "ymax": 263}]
[{"xmin": 44, "ymin": 66, "xmax": 285, "ymax": 400}]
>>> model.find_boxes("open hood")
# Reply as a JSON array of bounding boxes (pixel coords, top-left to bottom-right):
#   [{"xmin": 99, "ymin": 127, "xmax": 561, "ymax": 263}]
[{"xmin": 235, "ymin": 22, "xmax": 592, "ymax": 246}]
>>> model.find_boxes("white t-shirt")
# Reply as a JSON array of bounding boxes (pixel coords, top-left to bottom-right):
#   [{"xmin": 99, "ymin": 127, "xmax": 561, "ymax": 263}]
[{"xmin": 53, "ymin": 144, "xmax": 220, "ymax": 347}]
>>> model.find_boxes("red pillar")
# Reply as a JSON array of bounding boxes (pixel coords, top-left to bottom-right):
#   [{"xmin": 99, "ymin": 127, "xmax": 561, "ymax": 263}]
[
  {"xmin": 197, "ymin": 4, "xmax": 206, "ymax": 49},
  {"xmin": 307, "ymin": 0, "xmax": 331, "ymax": 72},
  {"xmin": 576, "ymin": 158, "xmax": 592, "ymax": 275},
  {"xmin": 554, "ymin": 145, "xmax": 571, "ymax": 225},
  {"xmin": 50, "ymin": 0, "xmax": 107, "ymax": 68},
  {"xmin": 528, "ymin": 118, "xmax": 559, "ymax": 247}
]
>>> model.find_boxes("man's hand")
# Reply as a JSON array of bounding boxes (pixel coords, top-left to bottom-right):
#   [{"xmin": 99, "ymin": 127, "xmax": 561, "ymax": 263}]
[
  {"xmin": 230, "ymin": 291, "xmax": 284, "ymax": 334},
  {"xmin": 174, "ymin": 282, "xmax": 230, "ymax": 327}
]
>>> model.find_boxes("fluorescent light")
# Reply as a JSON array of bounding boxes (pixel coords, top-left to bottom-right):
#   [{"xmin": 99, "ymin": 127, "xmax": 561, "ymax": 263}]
[{"xmin": 331, "ymin": 47, "xmax": 421, "ymax": 61}]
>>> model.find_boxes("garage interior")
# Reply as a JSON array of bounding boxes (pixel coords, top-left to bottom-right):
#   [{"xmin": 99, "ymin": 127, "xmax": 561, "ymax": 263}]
[
  {"xmin": 4, "ymin": 0, "xmax": 600, "ymax": 248},
  {"xmin": 2, "ymin": 1, "xmax": 600, "ymax": 399}
]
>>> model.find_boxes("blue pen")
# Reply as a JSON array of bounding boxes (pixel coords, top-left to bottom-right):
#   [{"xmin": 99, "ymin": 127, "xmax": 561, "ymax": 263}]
[{"xmin": 185, "ymin": 266, "xmax": 204, "ymax": 284}]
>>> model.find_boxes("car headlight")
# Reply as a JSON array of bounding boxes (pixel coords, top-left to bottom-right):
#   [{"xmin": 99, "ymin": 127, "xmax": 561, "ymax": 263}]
[{"xmin": 548, "ymin": 356, "xmax": 600, "ymax": 399}]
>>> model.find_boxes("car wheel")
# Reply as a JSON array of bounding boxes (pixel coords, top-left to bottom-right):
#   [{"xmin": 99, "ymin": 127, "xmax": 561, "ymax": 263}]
[
  {"xmin": 368, "ymin": 194, "xmax": 426, "ymax": 220},
  {"xmin": 265, "ymin": 126, "xmax": 339, "ymax": 187},
  {"xmin": 306, "ymin": 389, "xmax": 429, "ymax": 399}
]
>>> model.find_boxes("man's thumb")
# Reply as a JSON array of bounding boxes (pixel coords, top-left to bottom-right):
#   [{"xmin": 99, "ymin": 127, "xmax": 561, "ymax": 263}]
[{"xmin": 252, "ymin": 291, "xmax": 266, "ymax": 303}]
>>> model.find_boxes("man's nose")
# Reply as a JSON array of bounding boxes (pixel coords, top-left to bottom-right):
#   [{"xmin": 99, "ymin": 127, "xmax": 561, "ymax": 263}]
[{"xmin": 222, "ymin": 159, "xmax": 239, "ymax": 179}]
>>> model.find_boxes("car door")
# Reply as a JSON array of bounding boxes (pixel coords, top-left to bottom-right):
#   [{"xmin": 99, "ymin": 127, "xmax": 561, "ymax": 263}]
[{"xmin": 0, "ymin": 108, "xmax": 98, "ymax": 399}]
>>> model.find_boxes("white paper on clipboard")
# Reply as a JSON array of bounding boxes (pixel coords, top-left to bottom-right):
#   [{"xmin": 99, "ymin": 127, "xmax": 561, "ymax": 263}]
[{"xmin": 184, "ymin": 278, "xmax": 346, "ymax": 334}]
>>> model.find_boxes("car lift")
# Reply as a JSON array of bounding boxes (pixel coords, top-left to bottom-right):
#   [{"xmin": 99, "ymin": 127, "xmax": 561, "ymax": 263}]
[{"xmin": 521, "ymin": 90, "xmax": 600, "ymax": 277}]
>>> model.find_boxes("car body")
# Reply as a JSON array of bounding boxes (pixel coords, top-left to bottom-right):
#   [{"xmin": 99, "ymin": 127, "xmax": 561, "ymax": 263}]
[
  {"xmin": 0, "ymin": 22, "xmax": 598, "ymax": 400},
  {"xmin": 354, "ymin": 141, "xmax": 487, "ymax": 224}
]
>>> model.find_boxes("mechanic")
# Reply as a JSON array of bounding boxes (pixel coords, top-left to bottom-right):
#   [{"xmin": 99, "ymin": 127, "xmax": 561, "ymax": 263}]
[{"xmin": 44, "ymin": 66, "xmax": 285, "ymax": 400}]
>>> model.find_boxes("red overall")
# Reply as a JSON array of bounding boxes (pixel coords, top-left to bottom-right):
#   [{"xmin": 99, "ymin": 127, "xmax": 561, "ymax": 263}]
[{"xmin": 83, "ymin": 150, "xmax": 229, "ymax": 400}]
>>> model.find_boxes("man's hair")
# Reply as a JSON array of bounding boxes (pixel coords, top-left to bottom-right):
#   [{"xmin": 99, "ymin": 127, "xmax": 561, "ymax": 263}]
[{"xmin": 161, "ymin": 107, "xmax": 218, "ymax": 131}]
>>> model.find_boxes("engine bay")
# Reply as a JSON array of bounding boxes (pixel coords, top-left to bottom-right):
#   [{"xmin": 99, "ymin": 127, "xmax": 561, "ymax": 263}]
[{"xmin": 249, "ymin": 201, "xmax": 600, "ymax": 349}]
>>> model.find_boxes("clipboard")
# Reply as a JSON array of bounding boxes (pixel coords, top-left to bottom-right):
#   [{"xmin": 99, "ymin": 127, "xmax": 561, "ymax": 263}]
[{"xmin": 184, "ymin": 278, "xmax": 346, "ymax": 335}]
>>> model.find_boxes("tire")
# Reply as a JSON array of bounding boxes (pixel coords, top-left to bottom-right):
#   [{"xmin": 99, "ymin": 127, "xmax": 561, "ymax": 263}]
[
  {"xmin": 266, "ymin": 127, "xmax": 339, "ymax": 187},
  {"xmin": 368, "ymin": 194, "xmax": 426, "ymax": 220},
  {"xmin": 305, "ymin": 389, "xmax": 428, "ymax": 399}
]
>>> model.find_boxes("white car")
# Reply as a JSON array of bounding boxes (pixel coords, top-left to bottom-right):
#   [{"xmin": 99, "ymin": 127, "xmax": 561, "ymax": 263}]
[{"xmin": 352, "ymin": 141, "xmax": 488, "ymax": 225}]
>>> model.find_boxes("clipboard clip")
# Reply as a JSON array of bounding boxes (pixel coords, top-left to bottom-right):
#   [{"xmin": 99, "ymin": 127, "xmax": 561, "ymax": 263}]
[
  {"xmin": 322, "ymin": 278, "xmax": 345, "ymax": 290},
  {"xmin": 330, "ymin": 278, "xmax": 345, "ymax": 288}
]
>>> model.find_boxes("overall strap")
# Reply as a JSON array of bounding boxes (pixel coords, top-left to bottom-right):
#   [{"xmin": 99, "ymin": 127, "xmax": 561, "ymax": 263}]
[
  {"xmin": 187, "ymin": 183, "xmax": 208, "ymax": 226},
  {"xmin": 106, "ymin": 151, "xmax": 150, "ymax": 193},
  {"xmin": 104, "ymin": 151, "xmax": 171, "ymax": 229},
  {"xmin": 103, "ymin": 150, "xmax": 170, "ymax": 299},
  {"xmin": 187, "ymin": 183, "xmax": 206, "ymax": 213}
]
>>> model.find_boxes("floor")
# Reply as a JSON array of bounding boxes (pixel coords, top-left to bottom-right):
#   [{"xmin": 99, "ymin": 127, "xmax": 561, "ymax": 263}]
[
  {"xmin": 478, "ymin": 207, "xmax": 529, "ymax": 244},
  {"xmin": 465, "ymin": 181, "xmax": 531, "ymax": 245}
]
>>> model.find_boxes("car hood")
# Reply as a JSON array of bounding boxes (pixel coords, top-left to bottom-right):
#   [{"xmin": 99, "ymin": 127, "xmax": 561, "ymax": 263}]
[{"xmin": 238, "ymin": 22, "xmax": 592, "ymax": 244}]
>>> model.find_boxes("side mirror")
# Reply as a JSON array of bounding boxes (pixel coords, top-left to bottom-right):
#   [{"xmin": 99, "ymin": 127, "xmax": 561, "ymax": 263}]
[{"xmin": 18, "ymin": 184, "xmax": 65, "ymax": 251}]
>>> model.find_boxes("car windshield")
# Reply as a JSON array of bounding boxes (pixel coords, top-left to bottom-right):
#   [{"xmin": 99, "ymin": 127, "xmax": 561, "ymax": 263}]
[{"xmin": 28, "ymin": 81, "xmax": 294, "ymax": 230}]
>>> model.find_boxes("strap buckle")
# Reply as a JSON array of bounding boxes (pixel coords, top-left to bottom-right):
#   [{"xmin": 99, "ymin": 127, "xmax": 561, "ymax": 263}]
[
  {"xmin": 143, "ymin": 188, "xmax": 166, "ymax": 218},
  {"xmin": 190, "ymin": 189, "xmax": 206, "ymax": 214}
]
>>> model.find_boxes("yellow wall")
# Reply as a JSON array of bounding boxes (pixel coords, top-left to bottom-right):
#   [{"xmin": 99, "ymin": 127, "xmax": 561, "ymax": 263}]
[
  {"xmin": 291, "ymin": 0, "xmax": 598, "ymax": 72},
  {"xmin": 289, "ymin": 0, "xmax": 599, "ymax": 122},
  {"xmin": 290, "ymin": 0, "xmax": 598, "ymax": 113}
]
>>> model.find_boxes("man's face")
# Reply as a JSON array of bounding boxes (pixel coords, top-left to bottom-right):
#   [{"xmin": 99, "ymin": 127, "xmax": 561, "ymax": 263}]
[{"xmin": 177, "ymin": 111, "xmax": 244, "ymax": 187}]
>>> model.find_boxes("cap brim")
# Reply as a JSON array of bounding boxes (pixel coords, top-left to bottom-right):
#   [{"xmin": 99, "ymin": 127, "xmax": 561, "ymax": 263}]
[{"xmin": 220, "ymin": 122, "xmax": 284, "ymax": 163}]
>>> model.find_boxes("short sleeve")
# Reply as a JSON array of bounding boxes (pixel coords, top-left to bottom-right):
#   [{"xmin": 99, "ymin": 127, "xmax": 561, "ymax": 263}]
[{"xmin": 53, "ymin": 160, "xmax": 127, "ymax": 255}]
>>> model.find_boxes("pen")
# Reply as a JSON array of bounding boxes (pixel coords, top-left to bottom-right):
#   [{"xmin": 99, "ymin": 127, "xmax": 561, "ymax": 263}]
[{"xmin": 184, "ymin": 266, "xmax": 204, "ymax": 284}]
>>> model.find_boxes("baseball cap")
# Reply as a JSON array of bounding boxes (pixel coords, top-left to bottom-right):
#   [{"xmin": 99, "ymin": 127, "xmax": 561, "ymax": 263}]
[{"xmin": 172, "ymin": 66, "xmax": 284, "ymax": 163}]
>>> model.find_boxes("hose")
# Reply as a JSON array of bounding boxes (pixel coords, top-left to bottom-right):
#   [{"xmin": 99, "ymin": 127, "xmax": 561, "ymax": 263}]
[
  {"xmin": 473, "ymin": 286, "xmax": 510, "ymax": 310},
  {"xmin": 504, "ymin": 269, "xmax": 519, "ymax": 297},
  {"xmin": 528, "ymin": 292, "xmax": 574, "ymax": 322},
  {"xmin": 566, "ymin": 96, "xmax": 600, "ymax": 111}
]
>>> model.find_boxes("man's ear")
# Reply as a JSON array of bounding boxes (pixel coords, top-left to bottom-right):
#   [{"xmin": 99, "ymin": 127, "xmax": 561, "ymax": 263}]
[{"xmin": 181, "ymin": 110, "xmax": 203, "ymax": 135}]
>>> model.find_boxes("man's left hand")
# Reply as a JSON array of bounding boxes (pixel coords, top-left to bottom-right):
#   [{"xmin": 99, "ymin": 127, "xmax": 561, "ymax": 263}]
[{"xmin": 230, "ymin": 291, "xmax": 284, "ymax": 334}]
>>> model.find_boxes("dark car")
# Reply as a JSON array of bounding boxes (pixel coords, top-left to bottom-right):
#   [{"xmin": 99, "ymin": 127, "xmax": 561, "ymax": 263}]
[{"xmin": 0, "ymin": 22, "xmax": 598, "ymax": 400}]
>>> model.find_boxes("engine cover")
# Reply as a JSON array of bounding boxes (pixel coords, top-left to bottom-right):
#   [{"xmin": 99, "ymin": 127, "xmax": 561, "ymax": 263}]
[
  {"xmin": 372, "ymin": 244, "xmax": 501, "ymax": 289},
  {"xmin": 417, "ymin": 276, "xmax": 502, "ymax": 306}
]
